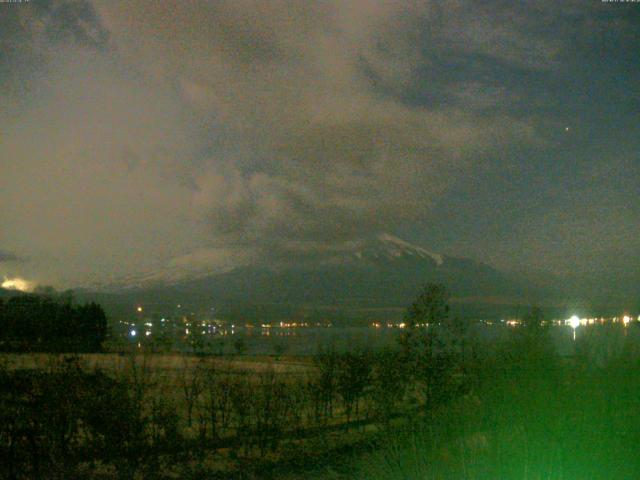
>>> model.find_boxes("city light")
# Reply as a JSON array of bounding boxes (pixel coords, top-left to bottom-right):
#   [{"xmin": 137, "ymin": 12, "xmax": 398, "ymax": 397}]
[
  {"xmin": 136, "ymin": 306, "xmax": 143, "ymax": 313},
  {"xmin": 130, "ymin": 329, "xmax": 137, "ymax": 337},
  {"xmin": 569, "ymin": 316, "xmax": 580, "ymax": 329}
]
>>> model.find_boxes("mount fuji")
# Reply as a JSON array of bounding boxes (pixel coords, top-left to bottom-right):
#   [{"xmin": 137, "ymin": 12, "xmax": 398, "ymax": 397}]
[{"xmin": 87, "ymin": 233, "xmax": 552, "ymax": 322}]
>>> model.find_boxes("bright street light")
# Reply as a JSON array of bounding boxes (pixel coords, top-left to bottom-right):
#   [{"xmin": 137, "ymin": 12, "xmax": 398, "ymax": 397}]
[{"xmin": 569, "ymin": 315, "xmax": 580, "ymax": 329}]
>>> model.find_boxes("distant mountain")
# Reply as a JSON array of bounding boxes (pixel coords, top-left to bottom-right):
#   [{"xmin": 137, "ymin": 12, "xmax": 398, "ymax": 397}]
[{"xmin": 91, "ymin": 233, "xmax": 557, "ymax": 322}]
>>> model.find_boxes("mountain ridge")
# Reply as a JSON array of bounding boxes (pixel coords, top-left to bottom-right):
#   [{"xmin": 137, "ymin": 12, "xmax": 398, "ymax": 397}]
[{"xmin": 81, "ymin": 233, "xmax": 554, "ymax": 322}]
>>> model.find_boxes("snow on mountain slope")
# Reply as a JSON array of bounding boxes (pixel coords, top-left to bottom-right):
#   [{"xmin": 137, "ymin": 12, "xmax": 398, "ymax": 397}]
[
  {"xmin": 342, "ymin": 232, "xmax": 445, "ymax": 267},
  {"xmin": 374, "ymin": 233, "xmax": 444, "ymax": 265},
  {"xmin": 85, "ymin": 231, "xmax": 540, "ymax": 319},
  {"xmin": 105, "ymin": 232, "xmax": 447, "ymax": 290}
]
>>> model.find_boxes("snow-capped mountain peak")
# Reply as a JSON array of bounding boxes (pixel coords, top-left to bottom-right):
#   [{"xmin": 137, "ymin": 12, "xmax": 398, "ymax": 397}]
[
  {"xmin": 375, "ymin": 233, "xmax": 444, "ymax": 265},
  {"xmin": 103, "ymin": 233, "xmax": 446, "ymax": 290},
  {"xmin": 349, "ymin": 232, "xmax": 444, "ymax": 266}
]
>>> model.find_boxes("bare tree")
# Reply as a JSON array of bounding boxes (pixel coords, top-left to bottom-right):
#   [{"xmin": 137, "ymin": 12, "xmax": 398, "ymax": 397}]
[
  {"xmin": 312, "ymin": 346, "xmax": 339, "ymax": 423},
  {"xmin": 370, "ymin": 348, "xmax": 409, "ymax": 426},
  {"xmin": 178, "ymin": 356, "xmax": 204, "ymax": 428},
  {"xmin": 229, "ymin": 373, "xmax": 253, "ymax": 456},
  {"xmin": 336, "ymin": 349, "xmax": 372, "ymax": 423},
  {"xmin": 200, "ymin": 360, "xmax": 234, "ymax": 441},
  {"xmin": 252, "ymin": 369, "xmax": 287, "ymax": 456}
]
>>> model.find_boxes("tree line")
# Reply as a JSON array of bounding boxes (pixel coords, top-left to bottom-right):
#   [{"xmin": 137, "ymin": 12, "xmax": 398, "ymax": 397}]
[{"xmin": 0, "ymin": 294, "xmax": 107, "ymax": 352}]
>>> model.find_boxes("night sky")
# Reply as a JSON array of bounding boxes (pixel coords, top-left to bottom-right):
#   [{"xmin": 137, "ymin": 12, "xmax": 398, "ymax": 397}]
[{"xmin": 0, "ymin": 0, "xmax": 638, "ymax": 291}]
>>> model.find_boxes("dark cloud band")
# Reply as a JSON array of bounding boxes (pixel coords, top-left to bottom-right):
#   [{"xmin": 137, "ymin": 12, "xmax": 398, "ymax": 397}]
[{"xmin": 0, "ymin": 251, "xmax": 21, "ymax": 263}]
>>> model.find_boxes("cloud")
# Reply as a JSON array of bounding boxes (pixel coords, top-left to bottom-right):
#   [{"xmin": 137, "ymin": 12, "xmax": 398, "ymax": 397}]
[
  {"xmin": 95, "ymin": 1, "xmax": 540, "ymax": 254},
  {"xmin": 0, "ymin": 1, "xmax": 207, "ymax": 286},
  {"xmin": 0, "ymin": 251, "xmax": 21, "ymax": 263},
  {"xmin": 1, "ymin": 0, "xmax": 600, "ymax": 286}
]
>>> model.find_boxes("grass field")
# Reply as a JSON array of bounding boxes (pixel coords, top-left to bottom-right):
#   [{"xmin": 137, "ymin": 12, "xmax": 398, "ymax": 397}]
[{"xmin": 1, "ymin": 352, "xmax": 312, "ymax": 373}]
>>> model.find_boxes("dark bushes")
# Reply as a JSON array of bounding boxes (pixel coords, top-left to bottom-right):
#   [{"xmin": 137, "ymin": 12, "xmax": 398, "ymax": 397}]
[{"xmin": 0, "ymin": 356, "xmax": 182, "ymax": 480}]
